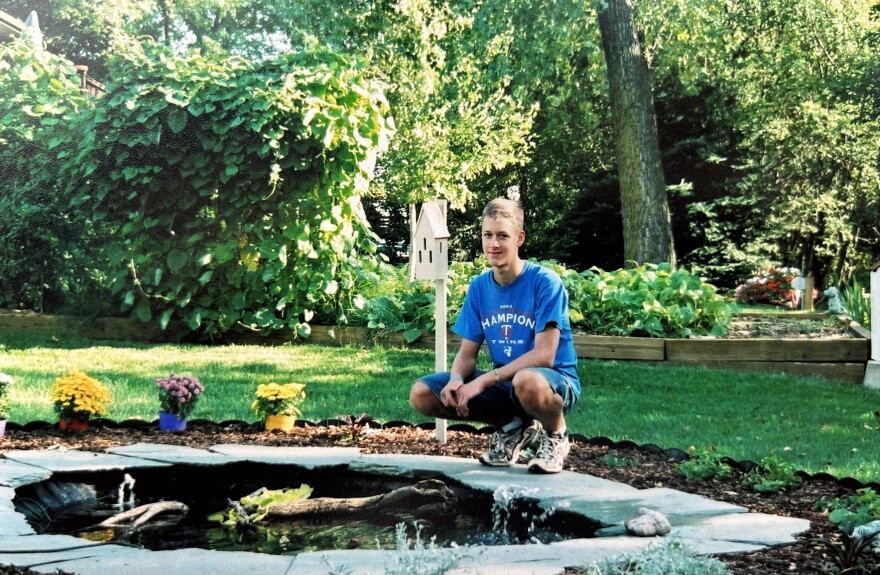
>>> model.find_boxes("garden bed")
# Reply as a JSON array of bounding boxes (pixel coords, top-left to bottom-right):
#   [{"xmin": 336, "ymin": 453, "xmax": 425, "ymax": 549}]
[{"xmin": 0, "ymin": 310, "xmax": 871, "ymax": 384}]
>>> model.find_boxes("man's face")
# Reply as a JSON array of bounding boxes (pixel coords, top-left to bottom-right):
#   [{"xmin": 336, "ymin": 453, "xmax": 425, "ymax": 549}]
[{"xmin": 482, "ymin": 216, "xmax": 524, "ymax": 269}]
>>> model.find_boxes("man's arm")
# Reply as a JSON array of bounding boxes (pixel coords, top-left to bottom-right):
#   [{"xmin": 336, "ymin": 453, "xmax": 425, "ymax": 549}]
[
  {"xmin": 439, "ymin": 338, "xmax": 481, "ymax": 409},
  {"xmin": 453, "ymin": 325, "xmax": 560, "ymax": 417}
]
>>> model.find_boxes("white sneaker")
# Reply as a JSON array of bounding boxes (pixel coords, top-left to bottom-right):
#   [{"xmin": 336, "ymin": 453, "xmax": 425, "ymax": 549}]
[
  {"xmin": 527, "ymin": 430, "xmax": 571, "ymax": 474},
  {"xmin": 479, "ymin": 420, "xmax": 542, "ymax": 466}
]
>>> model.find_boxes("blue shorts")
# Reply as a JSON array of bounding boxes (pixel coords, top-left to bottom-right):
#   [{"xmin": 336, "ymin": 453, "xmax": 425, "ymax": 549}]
[{"xmin": 417, "ymin": 367, "xmax": 579, "ymax": 421}]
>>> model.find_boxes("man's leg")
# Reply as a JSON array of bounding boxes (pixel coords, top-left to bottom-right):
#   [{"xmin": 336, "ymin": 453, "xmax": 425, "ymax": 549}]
[
  {"xmin": 511, "ymin": 368, "xmax": 577, "ymax": 474},
  {"xmin": 410, "ymin": 373, "xmax": 537, "ymax": 466}
]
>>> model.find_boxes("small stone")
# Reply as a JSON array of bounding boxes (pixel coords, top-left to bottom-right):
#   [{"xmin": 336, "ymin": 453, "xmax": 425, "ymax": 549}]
[{"xmin": 625, "ymin": 507, "xmax": 671, "ymax": 537}]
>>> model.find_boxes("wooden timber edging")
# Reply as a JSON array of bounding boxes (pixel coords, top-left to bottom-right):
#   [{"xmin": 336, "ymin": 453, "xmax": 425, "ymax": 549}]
[{"xmin": 0, "ymin": 310, "xmax": 870, "ymax": 384}]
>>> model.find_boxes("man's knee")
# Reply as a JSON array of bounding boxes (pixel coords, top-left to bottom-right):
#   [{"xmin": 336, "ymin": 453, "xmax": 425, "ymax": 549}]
[
  {"xmin": 410, "ymin": 380, "xmax": 436, "ymax": 414},
  {"xmin": 512, "ymin": 371, "xmax": 559, "ymax": 408}
]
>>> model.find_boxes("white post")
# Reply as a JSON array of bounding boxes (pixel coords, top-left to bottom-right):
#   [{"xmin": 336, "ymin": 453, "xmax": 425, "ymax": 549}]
[
  {"xmin": 435, "ymin": 277, "xmax": 448, "ymax": 443},
  {"xmin": 872, "ymin": 267, "xmax": 879, "ymax": 361},
  {"xmin": 865, "ymin": 264, "xmax": 880, "ymax": 388}
]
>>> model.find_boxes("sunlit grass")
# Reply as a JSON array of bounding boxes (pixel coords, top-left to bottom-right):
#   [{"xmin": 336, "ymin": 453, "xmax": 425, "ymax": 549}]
[{"xmin": 2, "ymin": 330, "xmax": 879, "ymax": 483}]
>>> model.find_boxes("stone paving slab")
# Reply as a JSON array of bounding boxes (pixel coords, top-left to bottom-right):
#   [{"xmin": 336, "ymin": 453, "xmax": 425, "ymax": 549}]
[
  {"xmin": 25, "ymin": 546, "xmax": 296, "ymax": 575},
  {"xmin": 0, "ymin": 444, "xmax": 814, "ymax": 575},
  {"xmin": 0, "ymin": 458, "xmax": 52, "ymax": 488},
  {"xmin": 563, "ymin": 487, "xmax": 747, "ymax": 528},
  {"xmin": 0, "ymin": 509, "xmax": 35, "ymax": 536},
  {"xmin": 0, "ymin": 534, "xmax": 122, "ymax": 567},
  {"xmin": 674, "ymin": 512, "xmax": 812, "ymax": 547},
  {"xmin": 105, "ymin": 442, "xmax": 237, "ymax": 466},
  {"xmin": 2, "ymin": 449, "xmax": 171, "ymax": 472},
  {"xmin": 209, "ymin": 444, "xmax": 362, "ymax": 468}
]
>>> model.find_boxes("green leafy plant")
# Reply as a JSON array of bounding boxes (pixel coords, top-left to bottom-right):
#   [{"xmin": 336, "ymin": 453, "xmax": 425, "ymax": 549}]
[
  {"xmin": 741, "ymin": 456, "xmax": 804, "ymax": 493},
  {"xmin": 676, "ymin": 447, "xmax": 733, "ymax": 482},
  {"xmin": 601, "ymin": 454, "xmax": 640, "ymax": 468},
  {"xmin": 564, "ymin": 262, "xmax": 731, "ymax": 338},
  {"xmin": 63, "ymin": 39, "xmax": 393, "ymax": 337},
  {"xmin": 337, "ymin": 413, "xmax": 376, "ymax": 442},
  {"xmin": 208, "ymin": 484, "xmax": 313, "ymax": 527},
  {"xmin": 841, "ymin": 278, "xmax": 871, "ymax": 329},
  {"xmin": 815, "ymin": 488, "xmax": 880, "ymax": 574}
]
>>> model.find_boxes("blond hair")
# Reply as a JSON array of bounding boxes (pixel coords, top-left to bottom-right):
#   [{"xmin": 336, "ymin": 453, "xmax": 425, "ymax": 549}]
[{"xmin": 482, "ymin": 198, "xmax": 524, "ymax": 230}]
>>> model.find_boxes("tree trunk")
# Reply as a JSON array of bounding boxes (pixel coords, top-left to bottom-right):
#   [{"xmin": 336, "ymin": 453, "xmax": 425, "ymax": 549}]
[{"xmin": 598, "ymin": 0, "xmax": 676, "ymax": 267}]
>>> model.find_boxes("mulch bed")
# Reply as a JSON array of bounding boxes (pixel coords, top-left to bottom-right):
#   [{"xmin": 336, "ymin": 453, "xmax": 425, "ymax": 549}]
[{"xmin": 0, "ymin": 421, "xmax": 874, "ymax": 574}]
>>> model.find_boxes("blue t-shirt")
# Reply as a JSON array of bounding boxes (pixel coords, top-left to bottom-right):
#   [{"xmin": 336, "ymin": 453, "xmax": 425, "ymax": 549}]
[{"xmin": 453, "ymin": 261, "xmax": 580, "ymax": 394}]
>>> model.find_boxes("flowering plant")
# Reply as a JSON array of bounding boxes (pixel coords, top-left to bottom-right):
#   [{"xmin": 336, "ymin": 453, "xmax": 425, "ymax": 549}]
[
  {"xmin": 52, "ymin": 371, "xmax": 111, "ymax": 419},
  {"xmin": 734, "ymin": 267, "xmax": 802, "ymax": 307},
  {"xmin": 252, "ymin": 383, "xmax": 307, "ymax": 417},
  {"xmin": 0, "ymin": 372, "xmax": 13, "ymax": 419},
  {"xmin": 156, "ymin": 374, "xmax": 205, "ymax": 418}
]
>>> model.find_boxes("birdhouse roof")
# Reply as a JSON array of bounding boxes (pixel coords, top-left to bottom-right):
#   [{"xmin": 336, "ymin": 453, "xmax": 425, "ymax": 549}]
[{"xmin": 417, "ymin": 202, "xmax": 449, "ymax": 240}]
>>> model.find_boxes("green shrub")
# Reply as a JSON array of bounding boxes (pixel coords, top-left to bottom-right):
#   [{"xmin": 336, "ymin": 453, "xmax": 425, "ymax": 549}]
[
  {"xmin": 676, "ymin": 447, "xmax": 733, "ymax": 482},
  {"xmin": 566, "ymin": 262, "xmax": 731, "ymax": 338},
  {"xmin": 741, "ymin": 456, "xmax": 803, "ymax": 493},
  {"xmin": 841, "ymin": 277, "xmax": 871, "ymax": 329},
  {"xmin": 349, "ymin": 260, "xmax": 731, "ymax": 341}
]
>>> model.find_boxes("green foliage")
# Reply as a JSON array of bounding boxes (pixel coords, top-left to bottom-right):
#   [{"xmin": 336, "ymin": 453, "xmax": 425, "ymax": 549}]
[
  {"xmin": 349, "ymin": 259, "xmax": 479, "ymax": 342},
  {"xmin": 815, "ymin": 488, "xmax": 880, "ymax": 574},
  {"xmin": 565, "ymin": 262, "xmax": 731, "ymax": 338},
  {"xmin": 816, "ymin": 488, "xmax": 880, "ymax": 535},
  {"xmin": 741, "ymin": 456, "xmax": 803, "ymax": 494},
  {"xmin": 65, "ymin": 39, "xmax": 393, "ymax": 337},
  {"xmin": 841, "ymin": 278, "xmax": 871, "ymax": 329},
  {"xmin": 208, "ymin": 484, "xmax": 313, "ymax": 525},
  {"xmin": 0, "ymin": 37, "xmax": 108, "ymax": 313},
  {"xmin": 581, "ymin": 540, "xmax": 731, "ymax": 574},
  {"xmin": 675, "ymin": 447, "xmax": 733, "ymax": 482},
  {"xmin": 601, "ymin": 454, "xmax": 640, "ymax": 469},
  {"xmin": 349, "ymin": 260, "xmax": 731, "ymax": 341}
]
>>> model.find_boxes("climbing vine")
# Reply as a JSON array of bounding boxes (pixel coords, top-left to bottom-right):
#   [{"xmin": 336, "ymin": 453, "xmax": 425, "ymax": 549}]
[{"xmin": 65, "ymin": 40, "xmax": 393, "ymax": 336}]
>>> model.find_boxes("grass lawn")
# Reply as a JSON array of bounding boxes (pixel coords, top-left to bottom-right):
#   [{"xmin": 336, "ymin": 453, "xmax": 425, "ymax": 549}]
[{"xmin": 1, "ymin": 330, "xmax": 879, "ymax": 483}]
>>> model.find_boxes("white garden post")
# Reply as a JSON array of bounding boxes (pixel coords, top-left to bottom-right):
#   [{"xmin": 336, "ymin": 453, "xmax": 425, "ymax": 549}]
[
  {"xmin": 411, "ymin": 201, "xmax": 450, "ymax": 442},
  {"xmin": 864, "ymin": 262, "xmax": 880, "ymax": 388}
]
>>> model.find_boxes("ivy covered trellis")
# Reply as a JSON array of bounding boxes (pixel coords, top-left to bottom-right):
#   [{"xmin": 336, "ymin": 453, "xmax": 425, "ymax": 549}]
[{"xmin": 64, "ymin": 40, "xmax": 394, "ymax": 337}]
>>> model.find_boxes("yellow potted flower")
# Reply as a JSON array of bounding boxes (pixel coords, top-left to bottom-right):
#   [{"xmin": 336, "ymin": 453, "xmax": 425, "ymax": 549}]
[
  {"xmin": 252, "ymin": 383, "xmax": 306, "ymax": 432},
  {"xmin": 51, "ymin": 371, "xmax": 111, "ymax": 431}
]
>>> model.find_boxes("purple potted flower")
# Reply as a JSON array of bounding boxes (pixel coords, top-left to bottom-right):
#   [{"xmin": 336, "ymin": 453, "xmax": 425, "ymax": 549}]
[{"xmin": 155, "ymin": 374, "xmax": 204, "ymax": 431}]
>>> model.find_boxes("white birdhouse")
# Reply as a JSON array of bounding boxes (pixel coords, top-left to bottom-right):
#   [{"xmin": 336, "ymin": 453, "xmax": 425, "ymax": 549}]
[{"xmin": 412, "ymin": 201, "xmax": 449, "ymax": 280}]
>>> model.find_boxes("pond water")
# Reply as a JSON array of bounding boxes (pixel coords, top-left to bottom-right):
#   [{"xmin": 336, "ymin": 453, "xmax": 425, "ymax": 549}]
[{"xmin": 14, "ymin": 463, "xmax": 598, "ymax": 555}]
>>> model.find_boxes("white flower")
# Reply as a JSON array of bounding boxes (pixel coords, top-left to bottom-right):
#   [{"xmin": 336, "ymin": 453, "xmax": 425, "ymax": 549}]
[{"xmin": 0, "ymin": 372, "xmax": 13, "ymax": 386}]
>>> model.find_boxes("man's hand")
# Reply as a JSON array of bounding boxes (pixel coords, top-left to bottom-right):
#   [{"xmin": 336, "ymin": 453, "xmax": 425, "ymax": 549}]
[
  {"xmin": 440, "ymin": 378, "xmax": 464, "ymax": 409},
  {"xmin": 454, "ymin": 378, "xmax": 488, "ymax": 417}
]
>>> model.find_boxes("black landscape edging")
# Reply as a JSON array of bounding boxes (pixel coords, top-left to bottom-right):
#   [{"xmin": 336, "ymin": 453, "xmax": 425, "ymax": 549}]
[{"xmin": 4, "ymin": 418, "xmax": 879, "ymax": 493}]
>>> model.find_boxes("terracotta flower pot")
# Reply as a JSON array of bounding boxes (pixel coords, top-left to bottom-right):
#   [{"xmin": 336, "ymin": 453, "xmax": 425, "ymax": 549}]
[
  {"xmin": 264, "ymin": 414, "xmax": 296, "ymax": 432},
  {"xmin": 158, "ymin": 411, "xmax": 187, "ymax": 432},
  {"xmin": 58, "ymin": 415, "xmax": 89, "ymax": 432}
]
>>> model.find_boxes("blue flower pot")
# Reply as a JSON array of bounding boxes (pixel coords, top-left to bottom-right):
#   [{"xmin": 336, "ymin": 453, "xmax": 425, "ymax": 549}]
[{"xmin": 158, "ymin": 411, "xmax": 187, "ymax": 432}]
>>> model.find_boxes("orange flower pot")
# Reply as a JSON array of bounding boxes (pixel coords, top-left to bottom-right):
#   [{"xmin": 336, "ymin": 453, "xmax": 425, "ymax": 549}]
[{"xmin": 58, "ymin": 415, "xmax": 89, "ymax": 432}]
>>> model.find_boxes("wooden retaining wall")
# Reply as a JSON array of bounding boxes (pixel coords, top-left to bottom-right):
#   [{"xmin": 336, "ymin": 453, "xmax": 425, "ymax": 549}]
[{"xmin": 0, "ymin": 310, "xmax": 870, "ymax": 384}]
